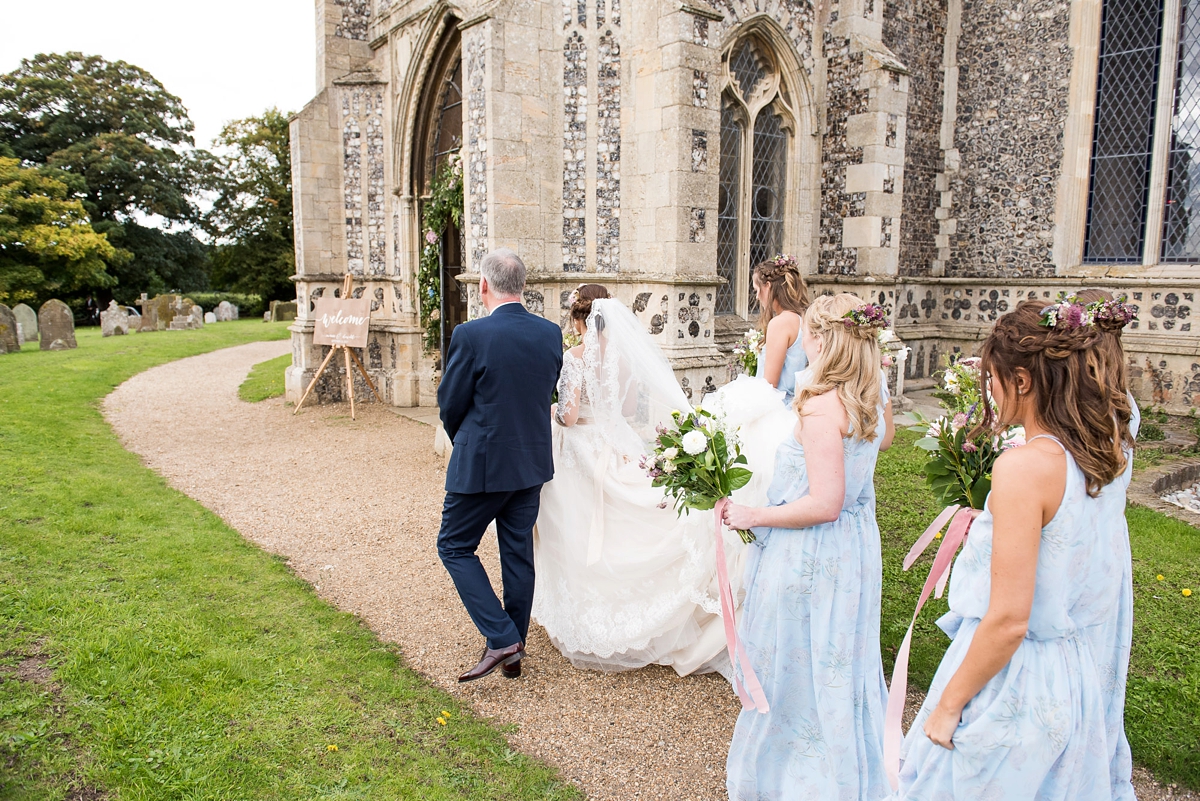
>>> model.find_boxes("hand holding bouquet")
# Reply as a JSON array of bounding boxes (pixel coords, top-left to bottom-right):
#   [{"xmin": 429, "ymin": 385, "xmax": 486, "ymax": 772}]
[
  {"xmin": 641, "ymin": 408, "xmax": 755, "ymax": 542},
  {"xmin": 902, "ymin": 355, "xmax": 1024, "ymax": 509},
  {"xmin": 732, "ymin": 329, "xmax": 763, "ymax": 376}
]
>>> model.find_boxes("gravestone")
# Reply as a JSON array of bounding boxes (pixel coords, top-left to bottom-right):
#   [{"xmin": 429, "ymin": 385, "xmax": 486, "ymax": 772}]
[
  {"xmin": 165, "ymin": 296, "xmax": 199, "ymax": 330},
  {"xmin": 0, "ymin": 304, "xmax": 20, "ymax": 353},
  {"xmin": 138, "ymin": 294, "xmax": 169, "ymax": 331},
  {"xmin": 100, "ymin": 300, "xmax": 131, "ymax": 336},
  {"xmin": 205, "ymin": 311, "xmax": 217, "ymax": 324},
  {"xmin": 38, "ymin": 299, "xmax": 77, "ymax": 350},
  {"xmin": 13, "ymin": 303, "xmax": 37, "ymax": 343},
  {"xmin": 215, "ymin": 300, "xmax": 238, "ymax": 321},
  {"xmin": 270, "ymin": 300, "xmax": 297, "ymax": 322},
  {"xmin": 190, "ymin": 305, "xmax": 204, "ymax": 327}
]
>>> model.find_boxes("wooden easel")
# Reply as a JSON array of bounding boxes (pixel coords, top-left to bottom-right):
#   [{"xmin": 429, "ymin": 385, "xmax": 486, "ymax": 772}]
[{"xmin": 293, "ymin": 274, "xmax": 384, "ymax": 419}]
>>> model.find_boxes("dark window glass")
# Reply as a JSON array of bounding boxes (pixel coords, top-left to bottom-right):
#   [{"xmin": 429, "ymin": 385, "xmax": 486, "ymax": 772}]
[
  {"xmin": 432, "ymin": 58, "xmax": 463, "ymax": 178},
  {"xmin": 748, "ymin": 107, "xmax": 786, "ymax": 314},
  {"xmin": 717, "ymin": 97, "xmax": 741, "ymax": 315},
  {"xmin": 1163, "ymin": 0, "xmax": 1200, "ymax": 260},
  {"xmin": 1084, "ymin": 0, "xmax": 1165, "ymax": 263}
]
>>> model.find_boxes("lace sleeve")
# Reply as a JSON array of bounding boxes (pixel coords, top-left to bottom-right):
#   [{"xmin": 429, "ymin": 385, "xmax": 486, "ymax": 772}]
[{"xmin": 555, "ymin": 352, "xmax": 584, "ymax": 426}]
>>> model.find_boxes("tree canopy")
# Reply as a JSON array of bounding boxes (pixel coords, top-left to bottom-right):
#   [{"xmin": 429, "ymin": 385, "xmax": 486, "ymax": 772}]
[
  {"xmin": 204, "ymin": 108, "xmax": 295, "ymax": 301},
  {"xmin": 0, "ymin": 157, "xmax": 116, "ymax": 305}
]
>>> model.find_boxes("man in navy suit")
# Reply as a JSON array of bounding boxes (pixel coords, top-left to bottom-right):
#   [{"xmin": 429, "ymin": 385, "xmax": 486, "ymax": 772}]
[{"xmin": 437, "ymin": 248, "xmax": 563, "ymax": 682}]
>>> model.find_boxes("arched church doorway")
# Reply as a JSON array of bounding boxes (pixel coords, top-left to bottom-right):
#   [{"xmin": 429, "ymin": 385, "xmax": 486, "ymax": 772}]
[{"xmin": 413, "ymin": 25, "xmax": 465, "ymax": 369}]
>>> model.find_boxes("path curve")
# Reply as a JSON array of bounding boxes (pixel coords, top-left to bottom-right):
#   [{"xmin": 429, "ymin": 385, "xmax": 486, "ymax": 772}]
[
  {"xmin": 102, "ymin": 342, "xmax": 1190, "ymax": 801},
  {"xmin": 103, "ymin": 340, "xmax": 739, "ymax": 800}
]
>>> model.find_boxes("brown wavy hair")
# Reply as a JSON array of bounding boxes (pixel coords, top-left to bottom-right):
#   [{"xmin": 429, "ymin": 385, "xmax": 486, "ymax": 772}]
[
  {"xmin": 1075, "ymin": 289, "xmax": 1135, "ymax": 456},
  {"xmin": 570, "ymin": 284, "xmax": 611, "ymax": 324},
  {"xmin": 974, "ymin": 299, "xmax": 1128, "ymax": 496},
  {"xmin": 754, "ymin": 258, "xmax": 810, "ymax": 334},
  {"xmin": 795, "ymin": 293, "xmax": 883, "ymax": 442}
]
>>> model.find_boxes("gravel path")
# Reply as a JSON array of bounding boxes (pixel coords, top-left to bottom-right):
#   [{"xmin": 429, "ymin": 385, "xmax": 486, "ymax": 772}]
[{"xmin": 101, "ymin": 342, "xmax": 1194, "ymax": 801}]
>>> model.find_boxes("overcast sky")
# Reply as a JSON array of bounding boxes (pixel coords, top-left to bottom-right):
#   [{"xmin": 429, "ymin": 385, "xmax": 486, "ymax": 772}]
[{"xmin": 0, "ymin": 0, "xmax": 317, "ymax": 150}]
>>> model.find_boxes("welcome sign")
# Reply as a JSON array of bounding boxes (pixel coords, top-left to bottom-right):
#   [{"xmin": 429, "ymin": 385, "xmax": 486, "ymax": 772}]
[{"xmin": 312, "ymin": 298, "xmax": 371, "ymax": 348}]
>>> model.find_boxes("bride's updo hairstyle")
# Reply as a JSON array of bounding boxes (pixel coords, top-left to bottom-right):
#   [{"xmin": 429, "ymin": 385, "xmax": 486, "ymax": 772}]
[
  {"xmin": 570, "ymin": 284, "xmax": 611, "ymax": 332},
  {"xmin": 795, "ymin": 293, "xmax": 884, "ymax": 442},
  {"xmin": 754, "ymin": 255, "xmax": 810, "ymax": 334},
  {"xmin": 973, "ymin": 298, "xmax": 1130, "ymax": 497}
]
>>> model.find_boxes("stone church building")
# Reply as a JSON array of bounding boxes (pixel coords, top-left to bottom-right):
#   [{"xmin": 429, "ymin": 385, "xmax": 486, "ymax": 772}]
[{"xmin": 285, "ymin": 0, "xmax": 1200, "ymax": 412}]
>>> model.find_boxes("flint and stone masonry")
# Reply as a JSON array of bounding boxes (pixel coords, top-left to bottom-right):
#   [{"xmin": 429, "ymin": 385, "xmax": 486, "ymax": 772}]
[{"xmin": 287, "ymin": 0, "xmax": 1200, "ymax": 412}]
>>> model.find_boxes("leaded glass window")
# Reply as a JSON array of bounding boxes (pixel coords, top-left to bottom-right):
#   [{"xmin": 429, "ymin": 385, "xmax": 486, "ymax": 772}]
[
  {"xmin": 717, "ymin": 36, "xmax": 796, "ymax": 317},
  {"xmin": 1084, "ymin": 0, "xmax": 1200, "ymax": 265}
]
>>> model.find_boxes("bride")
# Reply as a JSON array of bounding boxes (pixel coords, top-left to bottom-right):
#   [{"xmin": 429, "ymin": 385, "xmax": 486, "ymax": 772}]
[{"xmin": 533, "ymin": 285, "xmax": 794, "ymax": 676}]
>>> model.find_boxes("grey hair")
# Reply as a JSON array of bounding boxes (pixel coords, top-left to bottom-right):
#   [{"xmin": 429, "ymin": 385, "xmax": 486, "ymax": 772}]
[{"xmin": 479, "ymin": 248, "xmax": 526, "ymax": 297}]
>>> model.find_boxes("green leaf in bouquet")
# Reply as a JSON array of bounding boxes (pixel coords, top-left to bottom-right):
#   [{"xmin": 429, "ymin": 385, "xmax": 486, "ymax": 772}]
[
  {"xmin": 686, "ymin": 495, "xmax": 718, "ymax": 511},
  {"xmin": 924, "ymin": 459, "xmax": 952, "ymax": 478},
  {"xmin": 966, "ymin": 475, "xmax": 992, "ymax": 510},
  {"xmin": 714, "ymin": 432, "xmax": 729, "ymax": 463},
  {"xmin": 914, "ymin": 436, "xmax": 941, "ymax": 452},
  {"xmin": 726, "ymin": 466, "xmax": 753, "ymax": 492}
]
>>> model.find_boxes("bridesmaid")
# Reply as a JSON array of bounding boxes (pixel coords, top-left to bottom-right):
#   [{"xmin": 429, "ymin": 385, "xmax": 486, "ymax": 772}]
[
  {"xmin": 723, "ymin": 293, "xmax": 896, "ymax": 800},
  {"xmin": 893, "ymin": 298, "xmax": 1135, "ymax": 799},
  {"xmin": 752, "ymin": 254, "xmax": 810, "ymax": 404}
]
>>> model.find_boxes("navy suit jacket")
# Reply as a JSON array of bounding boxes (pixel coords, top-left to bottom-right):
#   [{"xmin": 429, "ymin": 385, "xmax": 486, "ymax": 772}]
[{"xmin": 438, "ymin": 302, "xmax": 563, "ymax": 494}]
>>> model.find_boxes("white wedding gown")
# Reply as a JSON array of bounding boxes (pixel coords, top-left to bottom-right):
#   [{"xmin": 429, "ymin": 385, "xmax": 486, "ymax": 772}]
[{"xmin": 533, "ymin": 300, "xmax": 796, "ymax": 677}]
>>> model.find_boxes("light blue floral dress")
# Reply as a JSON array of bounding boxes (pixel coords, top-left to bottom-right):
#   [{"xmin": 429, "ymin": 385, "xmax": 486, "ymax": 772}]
[
  {"xmin": 726, "ymin": 405, "xmax": 890, "ymax": 801},
  {"xmin": 757, "ymin": 333, "xmax": 808, "ymax": 405},
  {"xmin": 894, "ymin": 433, "xmax": 1134, "ymax": 800}
]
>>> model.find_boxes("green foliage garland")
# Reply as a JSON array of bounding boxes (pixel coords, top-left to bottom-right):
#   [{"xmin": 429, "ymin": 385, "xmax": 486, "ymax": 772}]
[{"xmin": 419, "ymin": 154, "xmax": 464, "ymax": 354}]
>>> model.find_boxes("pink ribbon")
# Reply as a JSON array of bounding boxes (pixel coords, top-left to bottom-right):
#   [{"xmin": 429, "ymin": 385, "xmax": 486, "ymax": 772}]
[
  {"xmin": 713, "ymin": 498, "xmax": 770, "ymax": 713},
  {"xmin": 883, "ymin": 504, "xmax": 980, "ymax": 790}
]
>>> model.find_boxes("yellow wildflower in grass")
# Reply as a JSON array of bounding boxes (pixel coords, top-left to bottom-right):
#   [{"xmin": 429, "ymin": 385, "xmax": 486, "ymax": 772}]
[
  {"xmin": 1184, "ymin": 588, "xmax": 1193, "ymax": 597},
  {"xmin": 1157, "ymin": 574, "xmax": 1165, "ymax": 581},
  {"xmin": 934, "ymin": 532, "xmax": 942, "ymax": 540},
  {"xmin": 441, "ymin": 710, "xmax": 451, "ymax": 718},
  {"xmin": 326, "ymin": 744, "xmax": 338, "ymax": 752},
  {"xmin": 437, "ymin": 716, "xmax": 447, "ymax": 726}
]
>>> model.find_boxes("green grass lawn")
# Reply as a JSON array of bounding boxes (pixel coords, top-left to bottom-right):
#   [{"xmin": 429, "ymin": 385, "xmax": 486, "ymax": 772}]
[
  {"xmin": 877, "ymin": 429, "xmax": 1200, "ymax": 789},
  {"xmin": 238, "ymin": 352, "xmax": 291, "ymax": 402},
  {"xmin": 0, "ymin": 322, "xmax": 578, "ymax": 801}
]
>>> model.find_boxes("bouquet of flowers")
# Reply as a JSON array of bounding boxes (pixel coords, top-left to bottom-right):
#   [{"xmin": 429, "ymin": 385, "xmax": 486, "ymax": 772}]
[
  {"xmin": 903, "ymin": 355, "xmax": 1024, "ymax": 509},
  {"xmin": 732, "ymin": 329, "xmax": 763, "ymax": 376},
  {"xmin": 562, "ymin": 328, "xmax": 581, "ymax": 351},
  {"xmin": 641, "ymin": 408, "xmax": 755, "ymax": 542}
]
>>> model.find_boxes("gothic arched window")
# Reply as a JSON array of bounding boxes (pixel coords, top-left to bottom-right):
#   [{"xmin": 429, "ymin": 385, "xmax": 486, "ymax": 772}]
[{"xmin": 717, "ymin": 37, "xmax": 795, "ymax": 317}]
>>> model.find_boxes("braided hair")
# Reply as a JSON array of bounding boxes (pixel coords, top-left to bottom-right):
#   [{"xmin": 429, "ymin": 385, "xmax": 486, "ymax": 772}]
[
  {"xmin": 754, "ymin": 256, "xmax": 810, "ymax": 335},
  {"xmin": 974, "ymin": 299, "xmax": 1129, "ymax": 496},
  {"xmin": 570, "ymin": 284, "xmax": 611, "ymax": 331}
]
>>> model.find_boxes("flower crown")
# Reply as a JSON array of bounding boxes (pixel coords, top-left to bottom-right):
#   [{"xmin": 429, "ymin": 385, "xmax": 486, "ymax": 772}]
[
  {"xmin": 1089, "ymin": 295, "xmax": 1137, "ymax": 328},
  {"xmin": 1039, "ymin": 293, "xmax": 1091, "ymax": 330},
  {"xmin": 841, "ymin": 303, "xmax": 889, "ymax": 331},
  {"xmin": 1039, "ymin": 293, "xmax": 1137, "ymax": 331},
  {"xmin": 769, "ymin": 253, "xmax": 797, "ymax": 270}
]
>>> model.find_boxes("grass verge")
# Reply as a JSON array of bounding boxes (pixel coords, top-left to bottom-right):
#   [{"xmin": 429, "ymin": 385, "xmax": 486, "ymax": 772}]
[
  {"xmin": 0, "ymin": 322, "xmax": 578, "ymax": 801},
  {"xmin": 877, "ymin": 429, "xmax": 1200, "ymax": 789},
  {"xmin": 238, "ymin": 353, "xmax": 291, "ymax": 403}
]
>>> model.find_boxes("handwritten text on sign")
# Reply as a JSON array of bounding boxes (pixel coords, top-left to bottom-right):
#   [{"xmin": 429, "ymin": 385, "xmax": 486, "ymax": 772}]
[{"xmin": 312, "ymin": 298, "xmax": 371, "ymax": 348}]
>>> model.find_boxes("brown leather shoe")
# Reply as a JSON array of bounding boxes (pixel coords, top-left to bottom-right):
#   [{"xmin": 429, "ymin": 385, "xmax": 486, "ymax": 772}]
[
  {"xmin": 458, "ymin": 642, "xmax": 525, "ymax": 682},
  {"xmin": 500, "ymin": 660, "xmax": 521, "ymax": 679}
]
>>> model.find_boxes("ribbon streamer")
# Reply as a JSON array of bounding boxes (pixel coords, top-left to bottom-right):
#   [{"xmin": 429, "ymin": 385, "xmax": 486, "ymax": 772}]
[
  {"xmin": 883, "ymin": 504, "xmax": 980, "ymax": 790},
  {"xmin": 713, "ymin": 498, "xmax": 770, "ymax": 714}
]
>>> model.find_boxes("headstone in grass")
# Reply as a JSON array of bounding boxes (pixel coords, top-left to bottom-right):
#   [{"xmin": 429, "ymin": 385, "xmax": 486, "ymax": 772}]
[
  {"xmin": 101, "ymin": 300, "xmax": 131, "ymax": 337},
  {"xmin": 205, "ymin": 311, "xmax": 217, "ymax": 324},
  {"xmin": 38, "ymin": 299, "xmax": 76, "ymax": 350},
  {"xmin": 167, "ymin": 297, "xmax": 201, "ymax": 331},
  {"xmin": 270, "ymin": 300, "xmax": 297, "ymax": 322},
  {"xmin": 191, "ymin": 305, "xmax": 205, "ymax": 327},
  {"xmin": 138, "ymin": 294, "xmax": 177, "ymax": 332},
  {"xmin": 13, "ymin": 303, "xmax": 37, "ymax": 343},
  {"xmin": 0, "ymin": 304, "xmax": 19, "ymax": 353},
  {"xmin": 215, "ymin": 301, "xmax": 238, "ymax": 322}
]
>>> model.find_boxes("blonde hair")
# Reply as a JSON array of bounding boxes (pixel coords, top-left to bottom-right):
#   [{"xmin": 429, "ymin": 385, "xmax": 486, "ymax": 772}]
[{"xmin": 794, "ymin": 293, "xmax": 883, "ymax": 441}]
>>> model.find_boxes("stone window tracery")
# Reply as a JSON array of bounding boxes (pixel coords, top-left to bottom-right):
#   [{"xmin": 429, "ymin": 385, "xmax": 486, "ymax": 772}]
[
  {"xmin": 717, "ymin": 37, "xmax": 795, "ymax": 317},
  {"xmin": 1084, "ymin": 0, "xmax": 1200, "ymax": 265}
]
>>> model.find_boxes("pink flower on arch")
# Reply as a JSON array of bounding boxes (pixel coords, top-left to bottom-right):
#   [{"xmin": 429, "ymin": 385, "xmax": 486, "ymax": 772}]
[{"xmin": 425, "ymin": 229, "xmax": 439, "ymax": 245}]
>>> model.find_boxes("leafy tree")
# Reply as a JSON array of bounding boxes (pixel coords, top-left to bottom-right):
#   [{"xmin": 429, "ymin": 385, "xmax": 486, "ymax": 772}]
[
  {"xmin": 0, "ymin": 157, "xmax": 116, "ymax": 305},
  {"xmin": 0, "ymin": 53, "xmax": 210, "ymax": 303},
  {"xmin": 203, "ymin": 108, "xmax": 295, "ymax": 301}
]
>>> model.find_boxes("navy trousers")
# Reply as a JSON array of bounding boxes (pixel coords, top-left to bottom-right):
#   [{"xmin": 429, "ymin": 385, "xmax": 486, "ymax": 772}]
[{"xmin": 437, "ymin": 485, "xmax": 541, "ymax": 650}]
